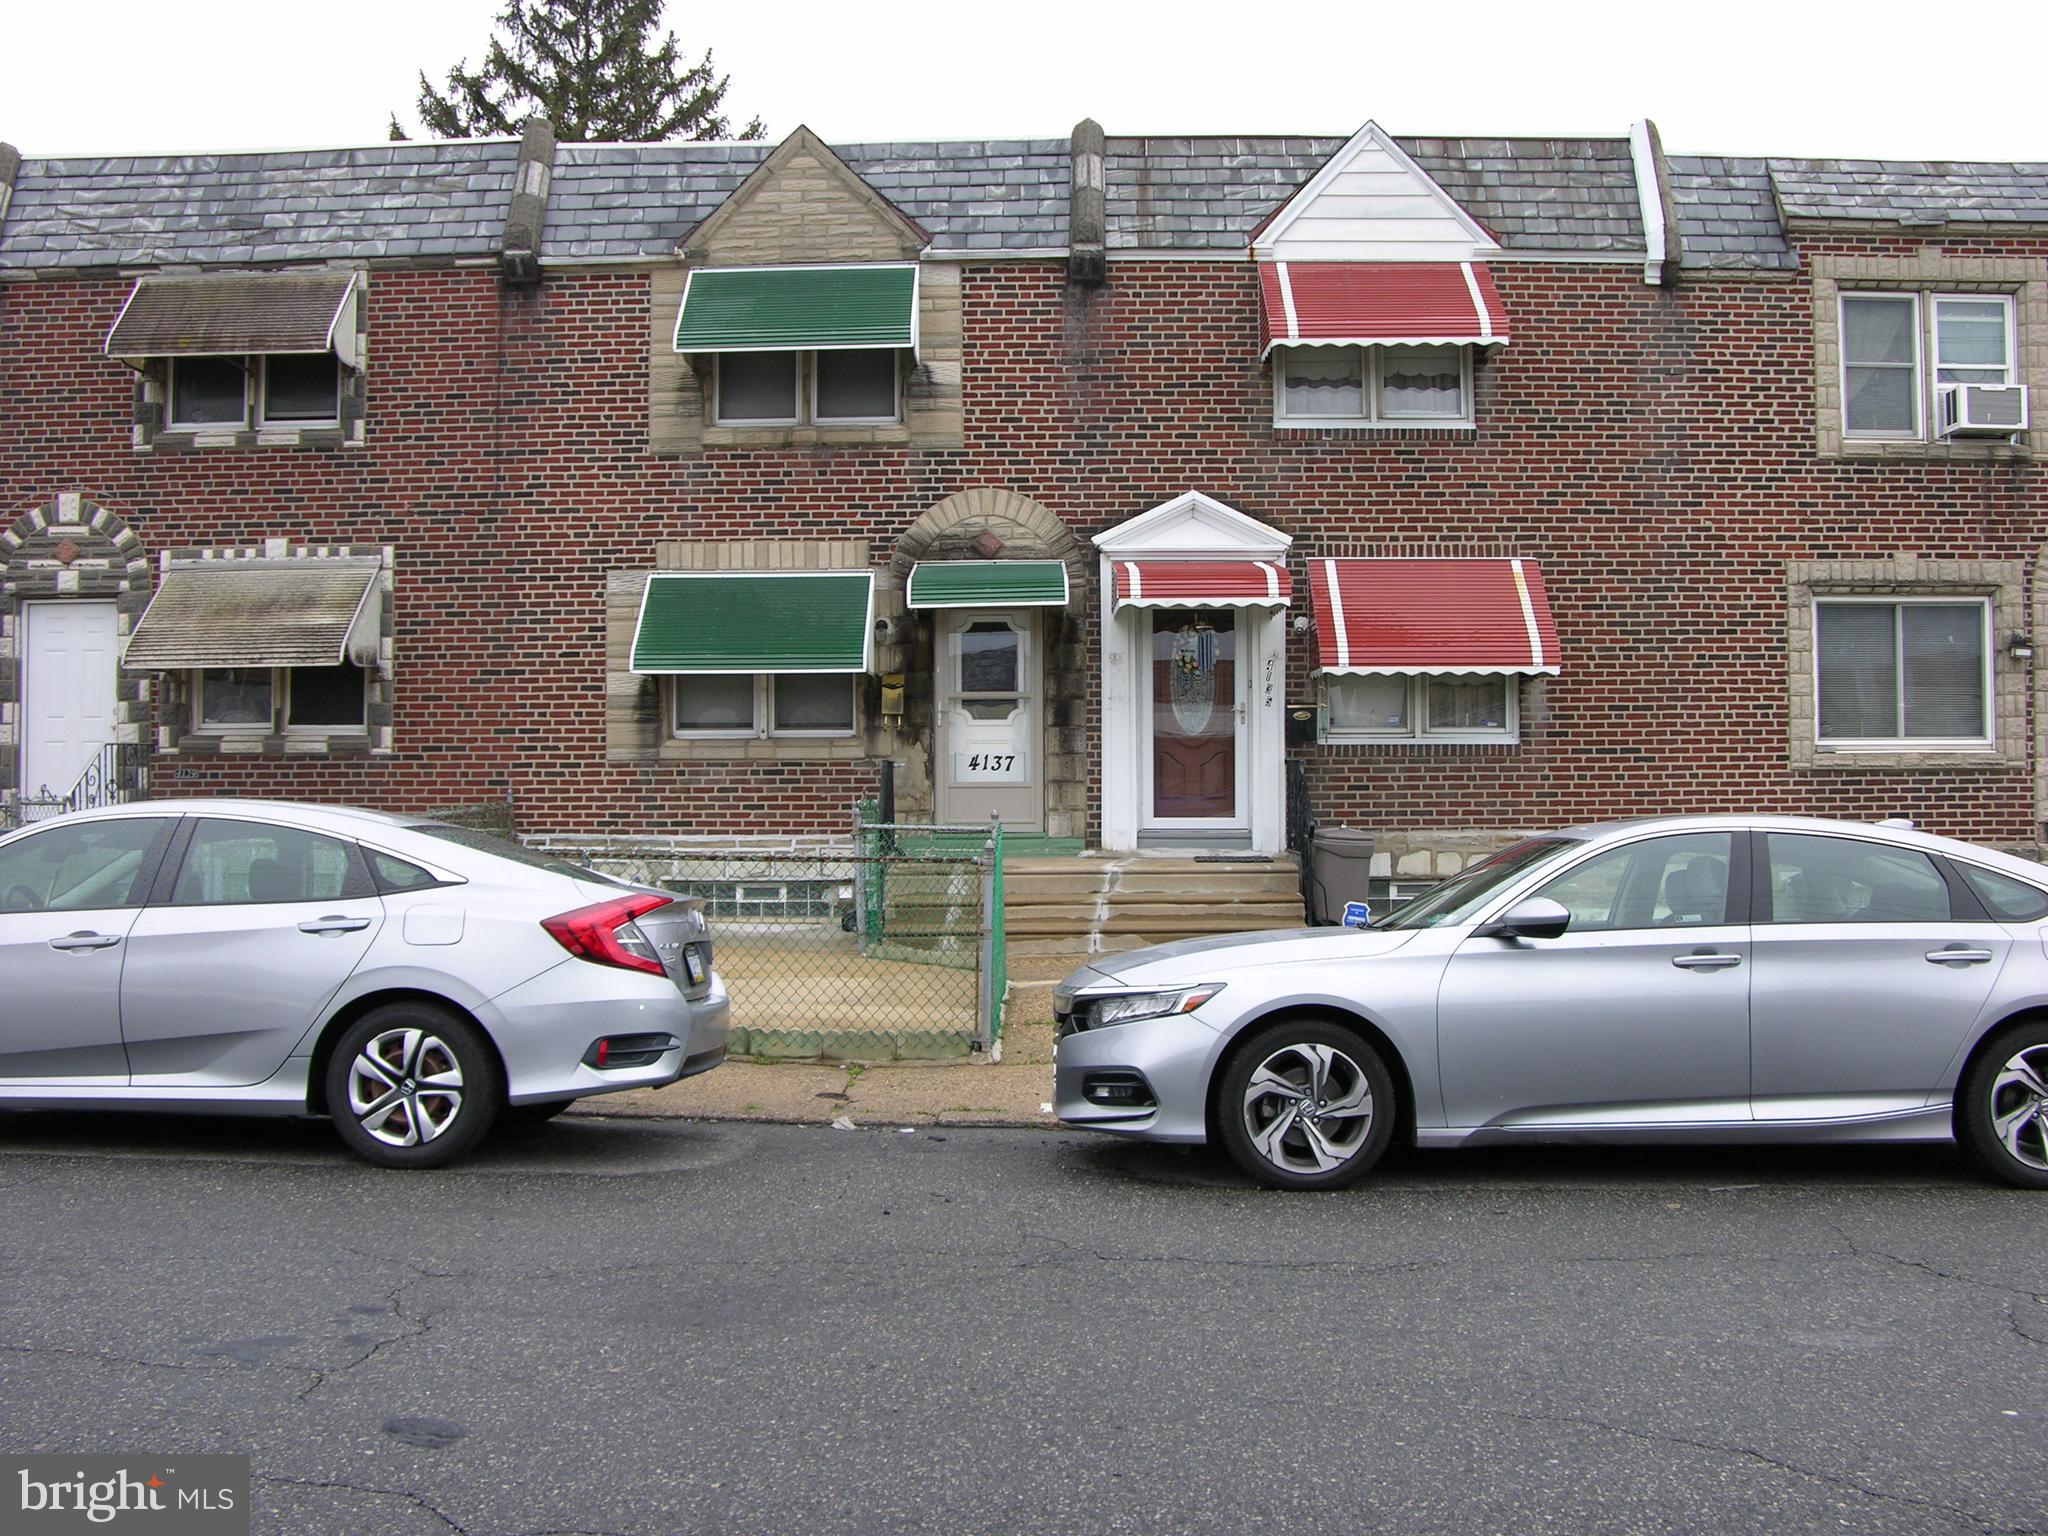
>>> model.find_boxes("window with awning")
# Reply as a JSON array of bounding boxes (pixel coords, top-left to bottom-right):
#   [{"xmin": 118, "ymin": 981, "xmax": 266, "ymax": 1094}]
[
  {"xmin": 630, "ymin": 571, "xmax": 876, "ymax": 674},
  {"xmin": 126, "ymin": 560, "xmax": 382, "ymax": 671},
  {"xmin": 1259, "ymin": 262, "xmax": 1510, "ymax": 355},
  {"xmin": 906, "ymin": 561, "xmax": 1069, "ymax": 610},
  {"xmin": 1111, "ymin": 561, "xmax": 1293, "ymax": 610},
  {"xmin": 673, "ymin": 265, "xmax": 919, "ymax": 355}
]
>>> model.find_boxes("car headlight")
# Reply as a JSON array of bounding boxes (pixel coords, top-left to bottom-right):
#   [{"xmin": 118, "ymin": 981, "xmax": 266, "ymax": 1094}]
[{"xmin": 1080, "ymin": 985, "xmax": 1225, "ymax": 1031}]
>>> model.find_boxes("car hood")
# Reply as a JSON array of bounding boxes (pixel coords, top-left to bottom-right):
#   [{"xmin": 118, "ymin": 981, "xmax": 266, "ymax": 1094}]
[{"xmin": 1061, "ymin": 926, "xmax": 1420, "ymax": 991}]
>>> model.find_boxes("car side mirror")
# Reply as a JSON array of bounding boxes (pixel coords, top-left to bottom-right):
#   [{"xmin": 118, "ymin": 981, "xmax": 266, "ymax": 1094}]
[{"xmin": 1476, "ymin": 896, "xmax": 1571, "ymax": 941}]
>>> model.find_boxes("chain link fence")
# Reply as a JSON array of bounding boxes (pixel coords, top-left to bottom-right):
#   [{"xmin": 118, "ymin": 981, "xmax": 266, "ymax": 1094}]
[{"xmin": 531, "ymin": 822, "xmax": 1003, "ymax": 1062}]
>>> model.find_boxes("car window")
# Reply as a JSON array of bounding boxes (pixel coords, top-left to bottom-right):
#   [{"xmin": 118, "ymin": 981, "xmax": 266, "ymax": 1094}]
[
  {"xmin": 1765, "ymin": 833, "xmax": 1950, "ymax": 923},
  {"xmin": 1535, "ymin": 833, "xmax": 1733, "ymax": 931},
  {"xmin": 1957, "ymin": 862, "xmax": 2048, "ymax": 922},
  {"xmin": 0, "ymin": 818, "xmax": 169, "ymax": 913},
  {"xmin": 1375, "ymin": 838, "xmax": 1581, "ymax": 930},
  {"xmin": 170, "ymin": 819, "xmax": 356, "ymax": 906},
  {"xmin": 367, "ymin": 849, "xmax": 441, "ymax": 894}
]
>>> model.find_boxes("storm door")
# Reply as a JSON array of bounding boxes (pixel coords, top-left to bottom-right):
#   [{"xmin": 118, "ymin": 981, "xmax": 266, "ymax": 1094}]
[
  {"xmin": 1141, "ymin": 608, "xmax": 1247, "ymax": 832},
  {"xmin": 936, "ymin": 610, "xmax": 1043, "ymax": 832}
]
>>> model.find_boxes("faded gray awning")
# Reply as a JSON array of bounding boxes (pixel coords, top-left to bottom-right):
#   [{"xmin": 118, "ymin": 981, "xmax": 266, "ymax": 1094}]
[
  {"xmin": 125, "ymin": 560, "xmax": 382, "ymax": 670},
  {"xmin": 105, "ymin": 272, "xmax": 361, "ymax": 366}
]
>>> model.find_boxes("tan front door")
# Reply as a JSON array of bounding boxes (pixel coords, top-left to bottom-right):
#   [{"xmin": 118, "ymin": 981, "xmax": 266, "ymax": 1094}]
[{"xmin": 936, "ymin": 609, "xmax": 1043, "ymax": 832}]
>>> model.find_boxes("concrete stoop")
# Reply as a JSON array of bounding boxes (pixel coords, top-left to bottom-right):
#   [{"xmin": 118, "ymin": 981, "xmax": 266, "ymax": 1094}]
[{"xmin": 1003, "ymin": 852, "xmax": 1306, "ymax": 961}]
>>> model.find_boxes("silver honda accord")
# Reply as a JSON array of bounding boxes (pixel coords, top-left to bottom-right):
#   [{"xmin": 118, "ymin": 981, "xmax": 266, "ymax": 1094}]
[
  {"xmin": 1056, "ymin": 815, "xmax": 2048, "ymax": 1190},
  {"xmin": 0, "ymin": 800, "xmax": 728, "ymax": 1167}
]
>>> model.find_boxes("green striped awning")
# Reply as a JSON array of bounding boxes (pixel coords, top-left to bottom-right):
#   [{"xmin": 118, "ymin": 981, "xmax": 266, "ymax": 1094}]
[
  {"xmin": 905, "ymin": 560, "xmax": 1070, "ymax": 609},
  {"xmin": 673, "ymin": 264, "xmax": 919, "ymax": 354},
  {"xmin": 630, "ymin": 571, "xmax": 876, "ymax": 675}
]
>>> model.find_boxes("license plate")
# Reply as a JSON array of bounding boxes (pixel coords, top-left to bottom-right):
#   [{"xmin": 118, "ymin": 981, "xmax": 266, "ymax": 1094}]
[{"xmin": 682, "ymin": 945, "xmax": 707, "ymax": 986}]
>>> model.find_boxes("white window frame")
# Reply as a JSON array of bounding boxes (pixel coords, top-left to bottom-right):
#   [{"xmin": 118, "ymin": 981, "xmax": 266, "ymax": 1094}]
[
  {"xmin": 1272, "ymin": 344, "xmax": 1473, "ymax": 429},
  {"xmin": 1812, "ymin": 595, "xmax": 1994, "ymax": 751},
  {"xmin": 1839, "ymin": 292, "xmax": 2019, "ymax": 442},
  {"xmin": 190, "ymin": 667, "xmax": 274, "ymax": 734},
  {"xmin": 670, "ymin": 674, "xmax": 858, "ymax": 740},
  {"xmin": 811, "ymin": 348, "xmax": 903, "ymax": 426},
  {"xmin": 282, "ymin": 665, "xmax": 369, "ymax": 736},
  {"xmin": 167, "ymin": 356, "xmax": 253, "ymax": 430},
  {"xmin": 713, "ymin": 350, "xmax": 903, "ymax": 428},
  {"xmin": 1321, "ymin": 673, "xmax": 1520, "ymax": 744},
  {"xmin": 257, "ymin": 355, "xmax": 344, "ymax": 429}
]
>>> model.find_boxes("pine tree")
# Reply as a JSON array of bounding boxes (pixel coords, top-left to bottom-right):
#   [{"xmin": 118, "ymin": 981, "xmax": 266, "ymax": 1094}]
[{"xmin": 392, "ymin": 1, "xmax": 764, "ymax": 143}]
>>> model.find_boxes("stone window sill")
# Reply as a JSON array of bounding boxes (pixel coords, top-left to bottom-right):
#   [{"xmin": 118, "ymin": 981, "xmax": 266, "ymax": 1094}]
[
  {"xmin": 702, "ymin": 423, "xmax": 910, "ymax": 450},
  {"xmin": 1826, "ymin": 437, "xmax": 2033, "ymax": 463},
  {"xmin": 168, "ymin": 732, "xmax": 380, "ymax": 758},
  {"xmin": 143, "ymin": 426, "xmax": 361, "ymax": 453},
  {"xmin": 656, "ymin": 737, "xmax": 872, "ymax": 763},
  {"xmin": 1795, "ymin": 747, "xmax": 2016, "ymax": 771}
]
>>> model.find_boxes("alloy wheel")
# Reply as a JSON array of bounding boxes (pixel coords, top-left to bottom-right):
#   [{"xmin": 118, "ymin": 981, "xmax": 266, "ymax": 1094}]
[
  {"xmin": 1989, "ymin": 1043, "xmax": 2048, "ymax": 1172},
  {"xmin": 347, "ymin": 1027, "xmax": 466, "ymax": 1148},
  {"xmin": 1239, "ymin": 1041, "xmax": 1375, "ymax": 1176}
]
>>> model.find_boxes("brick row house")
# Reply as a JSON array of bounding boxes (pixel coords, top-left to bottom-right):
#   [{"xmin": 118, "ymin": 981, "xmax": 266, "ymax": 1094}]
[{"xmin": 1, "ymin": 119, "xmax": 2046, "ymax": 910}]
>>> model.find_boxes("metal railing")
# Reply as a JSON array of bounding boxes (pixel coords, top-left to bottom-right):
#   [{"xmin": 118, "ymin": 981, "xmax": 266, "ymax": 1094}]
[{"xmin": 6, "ymin": 742, "xmax": 149, "ymax": 829}]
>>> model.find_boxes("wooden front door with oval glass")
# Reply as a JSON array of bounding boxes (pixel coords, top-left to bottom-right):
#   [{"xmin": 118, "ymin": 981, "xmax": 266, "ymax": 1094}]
[
  {"xmin": 937, "ymin": 610, "xmax": 1043, "ymax": 831},
  {"xmin": 1143, "ymin": 608, "xmax": 1246, "ymax": 831}
]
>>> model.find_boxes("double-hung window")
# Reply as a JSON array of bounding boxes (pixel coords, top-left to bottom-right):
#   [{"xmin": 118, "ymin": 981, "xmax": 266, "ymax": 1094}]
[
  {"xmin": 713, "ymin": 350, "xmax": 900, "ymax": 426},
  {"xmin": 671, "ymin": 675, "xmax": 857, "ymax": 738},
  {"xmin": 1840, "ymin": 293, "xmax": 2015, "ymax": 440},
  {"xmin": 193, "ymin": 663, "xmax": 368, "ymax": 735},
  {"xmin": 1324, "ymin": 674, "xmax": 1517, "ymax": 743},
  {"xmin": 168, "ymin": 354, "xmax": 343, "ymax": 431},
  {"xmin": 1275, "ymin": 345, "xmax": 1471, "ymax": 428},
  {"xmin": 1813, "ymin": 597, "xmax": 1991, "ymax": 749}
]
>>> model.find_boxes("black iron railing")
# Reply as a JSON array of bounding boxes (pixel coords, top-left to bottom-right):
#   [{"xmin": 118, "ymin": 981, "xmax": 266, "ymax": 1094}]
[
  {"xmin": 8, "ymin": 741, "xmax": 149, "ymax": 828},
  {"xmin": 1285, "ymin": 758, "xmax": 1318, "ymax": 923}
]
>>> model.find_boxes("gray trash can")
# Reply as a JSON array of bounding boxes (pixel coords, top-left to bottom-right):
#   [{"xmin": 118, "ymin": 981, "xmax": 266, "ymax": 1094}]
[{"xmin": 1309, "ymin": 827, "xmax": 1375, "ymax": 926}]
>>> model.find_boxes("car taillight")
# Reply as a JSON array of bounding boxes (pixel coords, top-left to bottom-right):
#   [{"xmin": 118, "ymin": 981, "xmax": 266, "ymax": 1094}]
[{"xmin": 541, "ymin": 893, "xmax": 672, "ymax": 977}]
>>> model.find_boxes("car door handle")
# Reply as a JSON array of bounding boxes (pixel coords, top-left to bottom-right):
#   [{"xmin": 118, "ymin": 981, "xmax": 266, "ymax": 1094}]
[
  {"xmin": 298, "ymin": 916, "xmax": 372, "ymax": 935},
  {"xmin": 1925, "ymin": 947, "xmax": 1995, "ymax": 966},
  {"xmin": 1672, "ymin": 951, "xmax": 1742, "ymax": 971},
  {"xmin": 48, "ymin": 931, "xmax": 121, "ymax": 952}
]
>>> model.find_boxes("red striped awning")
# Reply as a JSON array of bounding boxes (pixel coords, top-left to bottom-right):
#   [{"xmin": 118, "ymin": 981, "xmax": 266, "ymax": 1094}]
[
  {"xmin": 1259, "ymin": 262, "xmax": 1510, "ymax": 357},
  {"xmin": 1308, "ymin": 558, "xmax": 1559, "ymax": 675},
  {"xmin": 1112, "ymin": 560, "xmax": 1293, "ymax": 609}
]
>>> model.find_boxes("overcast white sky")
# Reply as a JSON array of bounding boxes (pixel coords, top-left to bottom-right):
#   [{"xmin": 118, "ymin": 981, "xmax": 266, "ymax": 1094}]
[{"xmin": 8, "ymin": 0, "xmax": 2047, "ymax": 162}]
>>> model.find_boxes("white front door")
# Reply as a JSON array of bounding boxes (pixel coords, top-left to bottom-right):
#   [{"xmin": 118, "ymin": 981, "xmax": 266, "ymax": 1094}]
[
  {"xmin": 936, "ymin": 609, "xmax": 1043, "ymax": 832},
  {"xmin": 1139, "ymin": 607, "xmax": 1249, "ymax": 833},
  {"xmin": 21, "ymin": 601, "xmax": 118, "ymax": 800}
]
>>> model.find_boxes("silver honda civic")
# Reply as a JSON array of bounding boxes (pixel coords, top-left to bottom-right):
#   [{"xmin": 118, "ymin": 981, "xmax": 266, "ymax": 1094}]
[
  {"xmin": 1056, "ymin": 815, "xmax": 2048, "ymax": 1190},
  {"xmin": 0, "ymin": 800, "xmax": 728, "ymax": 1167}
]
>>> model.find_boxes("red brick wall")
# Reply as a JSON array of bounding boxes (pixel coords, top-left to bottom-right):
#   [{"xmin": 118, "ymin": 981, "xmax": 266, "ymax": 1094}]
[{"xmin": 2, "ymin": 235, "xmax": 2041, "ymax": 844}]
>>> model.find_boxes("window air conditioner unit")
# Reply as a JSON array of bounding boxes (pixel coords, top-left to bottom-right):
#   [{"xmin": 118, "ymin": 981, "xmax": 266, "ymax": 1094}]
[{"xmin": 1936, "ymin": 382, "xmax": 2028, "ymax": 438}]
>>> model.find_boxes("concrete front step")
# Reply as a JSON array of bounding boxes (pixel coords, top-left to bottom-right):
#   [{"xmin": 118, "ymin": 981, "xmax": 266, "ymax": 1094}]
[{"xmin": 997, "ymin": 850, "xmax": 1305, "ymax": 960}]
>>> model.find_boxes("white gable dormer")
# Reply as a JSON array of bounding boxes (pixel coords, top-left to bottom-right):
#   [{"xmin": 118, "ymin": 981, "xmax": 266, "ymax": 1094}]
[
  {"xmin": 1252, "ymin": 122, "xmax": 1500, "ymax": 263},
  {"xmin": 1092, "ymin": 491, "xmax": 1291, "ymax": 558}
]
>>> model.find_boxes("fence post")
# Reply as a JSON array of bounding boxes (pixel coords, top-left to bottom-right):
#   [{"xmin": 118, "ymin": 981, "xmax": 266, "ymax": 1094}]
[{"xmin": 976, "ymin": 810, "xmax": 1005, "ymax": 1054}]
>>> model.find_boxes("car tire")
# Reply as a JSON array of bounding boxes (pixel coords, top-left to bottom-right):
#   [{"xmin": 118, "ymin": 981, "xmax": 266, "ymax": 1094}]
[
  {"xmin": 1215, "ymin": 1018, "xmax": 1396, "ymax": 1191},
  {"xmin": 325, "ymin": 1003, "xmax": 502, "ymax": 1170},
  {"xmin": 1955, "ymin": 1020, "xmax": 2048, "ymax": 1190}
]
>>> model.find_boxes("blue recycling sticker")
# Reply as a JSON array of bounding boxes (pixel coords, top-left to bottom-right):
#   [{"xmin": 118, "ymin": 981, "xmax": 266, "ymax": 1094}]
[{"xmin": 1341, "ymin": 900, "xmax": 1372, "ymax": 929}]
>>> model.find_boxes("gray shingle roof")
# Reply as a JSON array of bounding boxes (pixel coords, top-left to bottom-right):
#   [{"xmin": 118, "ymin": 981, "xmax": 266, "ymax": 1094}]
[
  {"xmin": 7, "ymin": 132, "xmax": 2048, "ymax": 276},
  {"xmin": 1769, "ymin": 160, "xmax": 2048, "ymax": 226},
  {"xmin": 1666, "ymin": 156, "xmax": 1797, "ymax": 271},
  {"xmin": 542, "ymin": 140, "xmax": 1070, "ymax": 259},
  {"xmin": 0, "ymin": 142, "xmax": 519, "ymax": 269},
  {"xmin": 1103, "ymin": 136, "xmax": 1644, "ymax": 252}
]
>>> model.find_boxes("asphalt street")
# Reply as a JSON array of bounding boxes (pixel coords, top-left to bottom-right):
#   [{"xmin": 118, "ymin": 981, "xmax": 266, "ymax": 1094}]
[{"xmin": 1, "ymin": 1110, "xmax": 2044, "ymax": 1536}]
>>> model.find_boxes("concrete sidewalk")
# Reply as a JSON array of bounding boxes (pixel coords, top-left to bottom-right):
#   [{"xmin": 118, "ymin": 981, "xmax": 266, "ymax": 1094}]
[{"xmin": 569, "ymin": 985, "xmax": 1064, "ymax": 1130}]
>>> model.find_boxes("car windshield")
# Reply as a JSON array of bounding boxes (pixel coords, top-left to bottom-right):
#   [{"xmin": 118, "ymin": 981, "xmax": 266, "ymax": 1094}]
[
  {"xmin": 403, "ymin": 823, "xmax": 626, "ymax": 887},
  {"xmin": 1375, "ymin": 836, "xmax": 1581, "ymax": 930}
]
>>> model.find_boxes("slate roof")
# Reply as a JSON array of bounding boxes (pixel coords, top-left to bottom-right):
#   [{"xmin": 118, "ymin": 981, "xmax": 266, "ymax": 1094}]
[
  {"xmin": 0, "ymin": 141, "xmax": 519, "ymax": 269},
  {"xmin": 6, "ymin": 131, "xmax": 2048, "ymax": 276},
  {"xmin": 1103, "ymin": 136, "xmax": 1644, "ymax": 252},
  {"xmin": 544, "ymin": 140, "xmax": 1070, "ymax": 258},
  {"xmin": 1665, "ymin": 156, "xmax": 1796, "ymax": 271},
  {"xmin": 1769, "ymin": 160, "xmax": 2048, "ymax": 227}
]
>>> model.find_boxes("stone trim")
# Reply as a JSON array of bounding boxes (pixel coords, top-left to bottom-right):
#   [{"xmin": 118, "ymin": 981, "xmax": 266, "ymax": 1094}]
[
  {"xmin": 0, "ymin": 494, "xmax": 154, "ymax": 801},
  {"xmin": 130, "ymin": 272, "xmax": 371, "ymax": 453},
  {"xmin": 153, "ymin": 538, "xmax": 396, "ymax": 759},
  {"xmin": 1783, "ymin": 556, "xmax": 2026, "ymax": 771},
  {"xmin": 1808, "ymin": 253, "xmax": 2045, "ymax": 460}
]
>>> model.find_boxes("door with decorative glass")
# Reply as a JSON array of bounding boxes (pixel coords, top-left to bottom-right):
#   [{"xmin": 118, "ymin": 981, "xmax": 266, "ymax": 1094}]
[
  {"xmin": 936, "ymin": 610, "xmax": 1042, "ymax": 831},
  {"xmin": 1141, "ymin": 607, "xmax": 1247, "ymax": 833}
]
